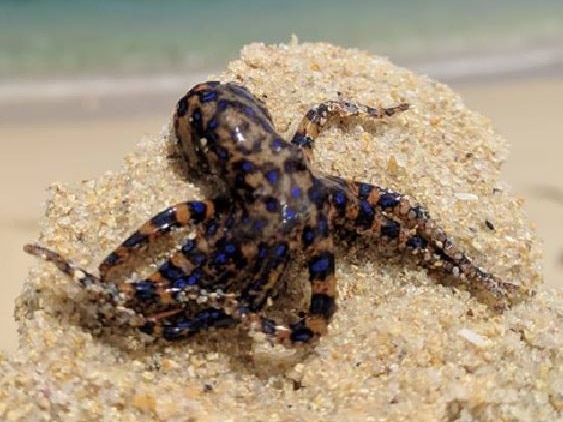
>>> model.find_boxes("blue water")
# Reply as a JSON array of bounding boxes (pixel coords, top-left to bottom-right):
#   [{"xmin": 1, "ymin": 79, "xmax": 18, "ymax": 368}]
[{"xmin": 1, "ymin": 0, "xmax": 562, "ymax": 79}]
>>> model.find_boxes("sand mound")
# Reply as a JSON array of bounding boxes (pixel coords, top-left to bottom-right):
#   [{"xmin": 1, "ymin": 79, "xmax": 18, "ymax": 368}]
[{"xmin": 1, "ymin": 41, "xmax": 560, "ymax": 421}]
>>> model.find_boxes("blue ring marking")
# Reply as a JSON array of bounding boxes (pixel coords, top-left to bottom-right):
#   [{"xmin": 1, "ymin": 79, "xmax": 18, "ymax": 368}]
[
  {"xmin": 258, "ymin": 244, "xmax": 268, "ymax": 259},
  {"xmin": 253, "ymin": 219, "xmax": 265, "ymax": 230},
  {"xmin": 181, "ymin": 239, "xmax": 196, "ymax": 254},
  {"xmin": 302, "ymin": 227, "xmax": 315, "ymax": 247},
  {"xmin": 241, "ymin": 160, "xmax": 255, "ymax": 172},
  {"xmin": 358, "ymin": 183, "xmax": 373, "ymax": 198},
  {"xmin": 291, "ymin": 186, "xmax": 301, "ymax": 198},
  {"xmin": 266, "ymin": 169, "xmax": 279, "ymax": 184},
  {"xmin": 224, "ymin": 243, "xmax": 237, "ymax": 254},
  {"xmin": 311, "ymin": 256, "xmax": 330, "ymax": 273},
  {"xmin": 188, "ymin": 202, "xmax": 207, "ymax": 223},
  {"xmin": 283, "ymin": 207, "xmax": 296, "ymax": 220},
  {"xmin": 206, "ymin": 219, "xmax": 218, "ymax": 236},
  {"xmin": 333, "ymin": 190, "xmax": 346, "ymax": 207},
  {"xmin": 381, "ymin": 220, "xmax": 400, "ymax": 238},
  {"xmin": 134, "ymin": 281, "xmax": 156, "ymax": 302},
  {"xmin": 122, "ymin": 231, "xmax": 148, "ymax": 248},
  {"xmin": 214, "ymin": 252, "xmax": 228, "ymax": 265},
  {"xmin": 406, "ymin": 236, "xmax": 427, "ymax": 249},
  {"xmin": 207, "ymin": 118, "xmax": 219, "ymax": 130},
  {"xmin": 275, "ymin": 243, "xmax": 287, "ymax": 257},
  {"xmin": 171, "ymin": 277, "xmax": 189, "ymax": 290},
  {"xmin": 317, "ymin": 214, "xmax": 329, "ymax": 237},
  {"xmin": 310, "ymin": 293, "xmax": 336, "ymax": 318},
  {"xmin": 290, "ymin": 327, "xmax": 314, "ymax": 343},
  {"xmin": 187, "ymin": 269, "xmax": 202, "ymax": 285},
  {"xmin": 378, "ymin": 192, "xmax": 400, "ymax": 208},
  {"xmin": 200, "ymin": 90, "xmax": 217, "ymax": 102},
  {"xmin": 272, "ymin": 138, "xmax": 283, "ymax": 150},
  {"xmin": 188, "ymin": 252, "xmax": 207, "ymax": 266},
  {"xmin": 159, "ymin": 261, "xmax": 184, "ymax": 280},
  {"xmin": 217, "ymin": 99, "xmax": 228, "ymax": 110},
  {"xmin": 265, "ymin": 197, "xmax": 279, "ymax": 212},
  {"xmin": 150, "ymin": 208, "xmax": 177, "ymax": 229},
  {"xmin": 215, "ymin": 146, "xmax": 229, "ymax": 160},
  {"xmin": 103, "ymin": 252, "xmax": 119, "ymax": 266}
]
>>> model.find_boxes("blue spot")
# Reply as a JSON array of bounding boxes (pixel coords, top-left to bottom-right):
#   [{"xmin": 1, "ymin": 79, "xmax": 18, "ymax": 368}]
[
  {"xmin": 302, "ymin": 227, "xmax": 315, "ymax": 246},
  {"xmin": 311, "ymin": 257, "xmax": 330, "ymax": 273},
  {"xmin": 192, "ymin": 109, "xmax": 201, "ymax": 121},
  {"xmin": 283, "ymin": 207, "xmax": 296, "ymax": 220},
  {"xmin": 412, "ymin": 205, "xmax": 428, "ymax": 219},
  {"xmin": 160, "ymin": 262, "xmax": 183, "ymax": 280},
  {"xmin": 275, "ymin": 243, "xmax": 287, "ymax": 257},
  {"xmin": 189, "ymin": 252, "xmax": 207, "ymax": 266},
  {"xmin": 360, "ymin": 199, "xmax": 373, "ymax": 214},
  {"xmin": 172, "ymin": 277, "xmax": 189, "ymax": 290},
  {"xmin": 358, "ymin": 183, "xmax": 373, "ymax": 198},
  {"xmin": 187, "ymin": 270, "xmax": 202, "ymax": 285},
  {"xmin": 266, "ymin": 169, "xmax": 279, "ymax": 184},
  {"xmin": 333, "ymin": 191, "xmax": 346, "ymax": 206},
  {"xmin": 309, "ymin": 186, "xmax": 319, "ymax": 200},
  {"xmin": 217, "ymin": 99, "xmax": 228, "ymax": 110},
  {"xmin": 214, "ymin": 253, "xmax": 227, "ymax": 265},
  {"xmin": 151, "ymin": 208, "xmax": 176, "ymax": 229},
  {"xmin": 265, "ymin": 197, "xmax": 278, "ymax": 212},
  {"xmin": 215, "ymin": 146, "xmax": 229, "ymax": 160},
  {"xmin": 310, "ymin": 294, "xmax": 336, "ymax": 317},
  {"xmin": 291, "ymin": 133, "xmax": 311, "ymax": 148},
  {"xmin": 406, "ymin": 236, "xmax": 427, "ymax": 249},
  {"xmin": 224, "ymin": 214, "xmax": 235, "ymax": 229},
  {"xmin": 208, "ymin": 118, "xmax": 219, "ymax": 130},
  {"xmin": 258, "ymin": 245, "xmax": 268, "ymax": 259},
  {"xmin": 243, "ymin": 106, "xmax": 255, "ymax": 116},
  {"xmin": 224, "ymin": 243, "xmax": 236, "ymax": 254},
  {"xmin": 103, "ymin": 252, "xmax": 119, "ymax": 266},
  {"xmin": 200, "ymin": 91, "xmax": 217, "ymax": 102},
  {"xmin": 253, "ymin": 219, "xmax": 265, "ymax": 230},
  {"xmin": 272, "ymin": 138, "xmax": 283, "ymax": 150},
  {"xmin": 290, "ymin": 326, "xmax": 314, "ymax": 343},
  {"xmin": 241, "ymin": 160, "xmax": 254, "ymax": 172},
  {"xmin": 291, "ymin": 186, "xmax": 301, "ymax": 198},
  {"xmin": 317, "ymin": 215, "xmax": 328, "ymax": 237},
  {"xmin": 189, "ymin": 202, "xmax": 206, "ymax": 222},
  {"xmin": 192, "ymin": 202, "xmax": 204, "ymax": 212},
  {"xmin": 181, "ymin": 239, "xmax": 196, "ymax": 254},
  {"xmin": 134, "ymin": 281, "xmax": 155, "ymax": 302},
  {"xmin": 378, "ymin": 192, "xmax": 400, "ymax": 208},
  {"xmin": 356, "ymin": 199, "xmax": 375, "ymax": 228},
  {"xmin": 123, "ymin": 231, "xmax": 148, "ymax": 248},
  {"xmin": 283, "ymin": 159, "xmax": 304, "ymax": 173},
  {"xmin": 381, "ymin": 220, "xmax": 400, "ymax": 238},
  {"xmin": 206, "ymin": 220, "xmax": 218, "ymax": 236}
]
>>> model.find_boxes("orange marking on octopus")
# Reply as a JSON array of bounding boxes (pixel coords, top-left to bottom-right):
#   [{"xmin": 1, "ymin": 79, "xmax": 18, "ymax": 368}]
[
  {"xmin": 175, "ymin": 203, "xmax": 190, "ymax": 225},
  {"xmin": 306, "ymin": 316, "xmax": 328, "ymax": 336}
]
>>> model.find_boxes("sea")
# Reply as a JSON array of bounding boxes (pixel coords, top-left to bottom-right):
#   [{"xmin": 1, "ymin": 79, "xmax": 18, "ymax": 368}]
[{"xmin": 1, "ymin": 0, "xmax": 562, "ymax": 101}]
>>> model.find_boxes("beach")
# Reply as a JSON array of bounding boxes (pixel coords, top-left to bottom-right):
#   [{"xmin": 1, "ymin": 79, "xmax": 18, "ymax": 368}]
[{"xmin": 0, "ymin": 73, "xmax": 561, "ymax": 354}]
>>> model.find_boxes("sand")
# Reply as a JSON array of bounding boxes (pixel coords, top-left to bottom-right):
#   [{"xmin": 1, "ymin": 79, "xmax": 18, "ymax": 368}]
[{"xmin": 0, "ymin": 41, "xmax": 561, "ymax": 421}]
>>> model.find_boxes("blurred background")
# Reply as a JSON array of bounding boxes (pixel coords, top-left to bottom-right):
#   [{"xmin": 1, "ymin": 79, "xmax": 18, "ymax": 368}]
[{"xmin": 1, "ymin": 0, "xmax": 562, "ymax": 352}]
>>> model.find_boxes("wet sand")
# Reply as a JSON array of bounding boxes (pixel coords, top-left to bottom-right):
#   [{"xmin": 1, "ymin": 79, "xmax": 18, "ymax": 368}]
[{"xmin": 0, "ymin": 75, "xmax": 561, "ymax": 354}]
